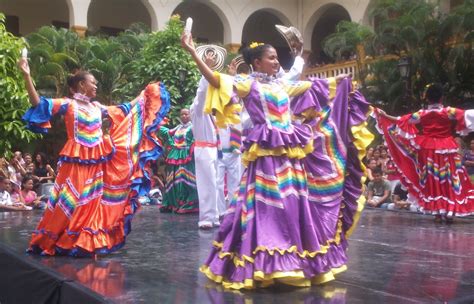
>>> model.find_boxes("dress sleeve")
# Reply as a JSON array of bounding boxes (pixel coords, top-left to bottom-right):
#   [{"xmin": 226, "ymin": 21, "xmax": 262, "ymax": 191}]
[
  {"xmin": 22, "ymin": 97, "xmax": 69, "ymax": 133},
  {"xmin": 159, "ymin": 126, "xmax": 173, "ymax": 146},
  {"xmin": 446, "ymin": 107, "xmax": 467, "ymax": 133},
  {"xmin": 204, "ymin": 72, "xmax": 243, "ymax": 128}
]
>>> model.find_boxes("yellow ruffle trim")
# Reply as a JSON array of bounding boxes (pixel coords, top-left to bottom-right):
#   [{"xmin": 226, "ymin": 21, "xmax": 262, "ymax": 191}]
[
  {"xmin": 242, "ymin": 140, "xmax": 314, "ymax": 166},
  {"xmin": 344, "ymin": 108, "xmax": 374, "ymax": 237},
  {"xmin": 212, "ymin": 217, "xmax": 343, "ymax": 268},
  {"xmin": 200, "ymin": 264, "xmax": 347, "ymax": 290},
  {"xmin": 204, "ymin": 72, "xmax": 242, "ymax": 128}
]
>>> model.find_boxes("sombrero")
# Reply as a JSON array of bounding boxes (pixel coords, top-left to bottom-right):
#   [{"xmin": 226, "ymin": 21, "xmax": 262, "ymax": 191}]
[
  {"xmin": 196, "ymin": 44, "xmax": 227, "ymax": 72},
  {"xmin": 232, "ymin": 55, "xmax": 250, "ymax": 73},
  {"xmin": 275, "ymin": 25, "xmax": 303, "ymax": 55}
]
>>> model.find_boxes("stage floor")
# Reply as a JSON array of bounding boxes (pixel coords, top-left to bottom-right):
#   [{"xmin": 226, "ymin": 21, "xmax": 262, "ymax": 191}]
[{"xmin": 1, "ymin": 207, "xmax": 474, "ymax": 303}]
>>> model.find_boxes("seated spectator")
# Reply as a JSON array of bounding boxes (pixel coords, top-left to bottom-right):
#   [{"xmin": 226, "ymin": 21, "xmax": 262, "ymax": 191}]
[
  {"xmin": 7, "ymin": 156, "xmax": 25, "ymax": 188},
  {"xmin": 363, "ymin": 147, "xmax": 374, "ymax": 166},
  {"xmin": 20, "ymin": 176, "xmax": 43, "ymax": 209},
  {"xmin": 378, "ymin": 147, "xmax": 390, "ymax": 170},
  {"xmin": 366, "ymin": 167, "xmax": 391, "ymax": 208},
  {"xmin": 365, "ymin": 158, "xmax": 378, "ymax": 185},
  {"xmin": 463, "ymin": 139, "xmax": 474, "ymax": 184},
  {"xmin": 33, "ymin": 152, "xmax": 55, "ymax": 184},
  {"xmin": 0, "ymin": 158, "xmax": 8, "ymax": 178},
  {"xmin": 385, "ymin": 157, "xmax": 400, "ymax": 191},
  {"xmin": 0, "ymin": 176, "xmax": 31, "ymax": 211},
  {"xmin": 23, "ymin": 153, "xmax": 33, "ymax": 167},
  {"xmin": 387, "ymin": 181, "xmax": 417, "ymax": 212}
]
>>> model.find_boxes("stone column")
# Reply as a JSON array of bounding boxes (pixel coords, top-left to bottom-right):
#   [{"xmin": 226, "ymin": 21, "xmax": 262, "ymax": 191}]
[{"xmin": 67, "ymin": 0, "xmax": 92, "ymax": 37}]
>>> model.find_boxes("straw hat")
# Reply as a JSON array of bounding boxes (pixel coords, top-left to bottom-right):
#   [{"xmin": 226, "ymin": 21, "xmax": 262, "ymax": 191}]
[
  {"xmin": 232, "ymin": 55, "xmax": 251, "ymax": 74},
  {"xmin": 196, "ymin": 45, "xmax": 227, "ymax": 72},
  {"xmin": 275, "ymin": 25, "xmax": 303, "ymax": 55}
]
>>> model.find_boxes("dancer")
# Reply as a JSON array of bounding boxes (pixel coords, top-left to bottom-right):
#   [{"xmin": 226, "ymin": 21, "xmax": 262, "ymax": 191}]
[
  {"xmin": 182, "ymin": 33, "xmax": 372, "ymax": 288},
  {"xmin": 190, "ymin": 50, "xmax": 221, "ymax": 229},
  {"xmin": 19, "ymin": 57, "xmax": 170, "ymax": 256},
  {"xmin": 376, "ymin": 83, "xmax": 474, "ymax": 222},
  {"xmin": 159, "ymin": 108, "xmax": 199, "ymax": 213}
]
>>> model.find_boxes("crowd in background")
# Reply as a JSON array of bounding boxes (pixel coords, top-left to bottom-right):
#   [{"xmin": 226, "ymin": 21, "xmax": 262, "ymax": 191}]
[
  {"xmin": 363, "ymin": 137, "xmax": 474, "ymax": 213},
  {"xmin": 0, "ymin": 151, "xmax": 55, "ymax": 210}
]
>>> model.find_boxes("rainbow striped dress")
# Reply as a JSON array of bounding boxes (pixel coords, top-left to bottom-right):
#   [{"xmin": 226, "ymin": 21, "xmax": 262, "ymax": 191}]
[
  {"xmin": 159, "ymin": 122, "xmax": 198, "ymax": 213},
  {"xmin": 199, "ymin": 73, "xmax": 373, "ymax": 289},
  {"xmin": 23, "ymin": 84, "xmax": 170, "ymax": 256}
]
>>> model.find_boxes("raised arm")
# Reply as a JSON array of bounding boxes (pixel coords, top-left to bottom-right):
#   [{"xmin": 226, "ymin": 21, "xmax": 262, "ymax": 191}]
[
  {"xmin": 18, "ymin": 57, "xmax": 40, "ymax": 107},
  {"xmin": 180, "ymin": 32, "xmax": 220, "ymax": 88}
]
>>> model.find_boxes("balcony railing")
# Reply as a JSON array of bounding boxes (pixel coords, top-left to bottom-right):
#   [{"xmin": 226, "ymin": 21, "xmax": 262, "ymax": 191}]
[
  {"xmin": 303, "ymin": 60, "xmax": 358, "ymax": 79},
  {"xmin": 303, "ymin": 55, "xmax": 399, "ymax": 80}
]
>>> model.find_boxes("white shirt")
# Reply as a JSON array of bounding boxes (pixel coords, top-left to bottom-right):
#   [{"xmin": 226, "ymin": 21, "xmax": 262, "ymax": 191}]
[
  {"xmin": 276, "ymin": 56, "xmax": 305, "ymax": 81},
  {"xmin": 0, "ymin": 190, "xmax": 12, "ymax": 206},
  {"xmin": 190, "ymin": 77, "xmax": 217, "ymax": 143}
]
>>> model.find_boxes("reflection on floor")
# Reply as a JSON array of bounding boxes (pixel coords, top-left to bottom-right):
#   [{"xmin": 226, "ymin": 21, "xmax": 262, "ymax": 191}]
[{"xmin": 1, "ymin": 208, "xmax": 474, "ymax": 303}]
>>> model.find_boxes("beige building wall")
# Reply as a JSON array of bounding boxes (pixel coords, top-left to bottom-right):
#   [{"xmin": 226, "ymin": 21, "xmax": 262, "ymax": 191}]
[{"xmin": 0, "ymin": 0, "xmax": 453, "ymax": 57}]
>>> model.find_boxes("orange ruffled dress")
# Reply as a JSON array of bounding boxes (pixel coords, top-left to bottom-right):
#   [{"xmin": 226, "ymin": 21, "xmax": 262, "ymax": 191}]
[{"xmin": 22, "ymin": 84, "xmax": 170, "ymax": 256}]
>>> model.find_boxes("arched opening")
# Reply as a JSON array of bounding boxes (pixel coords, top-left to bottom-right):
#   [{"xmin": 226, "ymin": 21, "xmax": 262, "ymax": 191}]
[
  {"xmin": 309, "ymin": 4, "xmax": 351, "ymax": 66},
  {"xmin": 88, "ymin": 0, "xmax": 151, "ymax": 36},
  {"xmin": 0, "ymin": 0, "xmax": 69, "ymax": 36},
  {"xmin": 242, "ymin": 10, "xmax": 292, "ymax": 69},
  {"xmin": 172, "ymin": 2, "xmax": 224, "ymax": 44}
]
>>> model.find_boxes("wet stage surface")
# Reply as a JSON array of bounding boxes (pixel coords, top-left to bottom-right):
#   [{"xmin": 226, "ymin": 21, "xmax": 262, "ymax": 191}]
[{"xmin": 1, "ymin": 208, "xmax": 474, "ymax": 303}]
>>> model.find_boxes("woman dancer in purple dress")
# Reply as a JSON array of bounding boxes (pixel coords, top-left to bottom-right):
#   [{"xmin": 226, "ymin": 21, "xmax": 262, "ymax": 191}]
[{"xmin": 182, "ymin": 34, "xmax": 373, "ymax": 289}]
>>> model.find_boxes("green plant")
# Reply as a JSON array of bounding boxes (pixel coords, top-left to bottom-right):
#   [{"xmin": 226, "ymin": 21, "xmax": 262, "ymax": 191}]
[
  {"xmin": 0, "ymin": 13, "xmax": 40, "ymax": 155},
  {"xmin": 117, "ymin": 15, "xmax": 200, "ymax": 125},
  {"xmin": 26, "ymin": 26, "xmax": 81, "ymax": 97}
]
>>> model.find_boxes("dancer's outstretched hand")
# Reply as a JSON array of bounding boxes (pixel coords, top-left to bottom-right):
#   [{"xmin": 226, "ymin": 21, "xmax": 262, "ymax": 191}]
[
  {"xmin": 18, "ymin": 57, "xmax": 30, "ymax": 75},
  {"xmin": 181, "ymin": 32, "xmax": 195, "ymax": 54},
  {"xmin": 335, "ymin": 73, "xmax": 352, "ymax": 84},
  {"xmin": 227, "ymin": 58, "xmax": 238, "ymax": 76}
]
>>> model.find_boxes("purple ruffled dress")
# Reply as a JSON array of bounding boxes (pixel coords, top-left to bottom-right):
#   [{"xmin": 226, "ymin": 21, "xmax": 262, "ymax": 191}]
[{"xmin": 200, "ymin": 75, "xmax": 372, "ymax": 289}]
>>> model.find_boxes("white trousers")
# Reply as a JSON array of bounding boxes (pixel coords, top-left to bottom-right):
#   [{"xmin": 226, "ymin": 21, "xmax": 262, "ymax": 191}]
[
  {"xmin": 194, "ymin": 146, "xmax": 218, "ymax": 226},
  {"xmin": 216, "ymin": 152, "xmax": 242, "ymax": 216}
]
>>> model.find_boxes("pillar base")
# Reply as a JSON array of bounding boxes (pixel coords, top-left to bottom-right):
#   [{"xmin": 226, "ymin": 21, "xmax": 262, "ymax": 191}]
[
  {"xmin": 71, "ymin": 25, "xmax": 87, "ymax": 38},
  {"xmin": 225, "ymin": 43, "xmax": 241, "ymax": 54}
]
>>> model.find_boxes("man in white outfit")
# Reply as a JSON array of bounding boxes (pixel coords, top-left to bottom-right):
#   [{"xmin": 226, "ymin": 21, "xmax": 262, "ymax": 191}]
[
  {"xmin": 190, "ymin": 75, "xmax": 220, "ymax": 229},
  {"xmin": 216, "ymin": 125, "xmax": 242, "ymax": 217}
]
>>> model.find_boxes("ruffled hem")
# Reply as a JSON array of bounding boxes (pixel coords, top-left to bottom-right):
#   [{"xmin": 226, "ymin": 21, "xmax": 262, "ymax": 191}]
[
  {"xmin": 243, "ymin": 123, "xmax": 313, "ymax": 151},
  {"xmin": 27, "ymin": 214, "xmax": 133, "ymax": 257},
  {"xmin": 200, "ymin": 264, "xmax": 347, "ymax": 290},
  {"xmin": 165, "ymin": 145, "xmax": 194, "ymax": 165},
  {"xmin": 242, "ymin": 141, "xmax": 314, "ymax": 165},
  {"xmin": 58, "ymin": 137, "xmax": 115, "ymax": 164},
  {"xmin": 200, "ymin": 240, "xmax": 349, "ymax": 290},
  {"xmin": 22, "ymin": 96, "xmax": 56, "ymax": 133},
  {"xmin": 130, "ymin": 82, "xmax": 170, "ymax": 200}
]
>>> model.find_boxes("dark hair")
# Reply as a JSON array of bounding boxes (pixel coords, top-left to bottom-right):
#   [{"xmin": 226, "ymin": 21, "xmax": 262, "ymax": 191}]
[
  {"xmin": 372, "ymin": 167, "xmax": 383, "ymax": 175},
  {"xmin": 34, "ymin": 152, "xmax": 47, "ymax": 167},
  {"xmin": 240, "ymin": 43, "xmax": 274, "ymax": 66},
  {"xmin": 425, "ymin": 83, "xmax": 443, "ymax": 104},
  {"xmin": 0, "ymin": 176, "xmax": 6, "ymax": 183},
  {"xmin": 21, "ymin": 175, "xmax": 34, "ymax": 189},
  {"xmin": 67, "ymin": 71, "xmax": 92, "ymax": 92}
]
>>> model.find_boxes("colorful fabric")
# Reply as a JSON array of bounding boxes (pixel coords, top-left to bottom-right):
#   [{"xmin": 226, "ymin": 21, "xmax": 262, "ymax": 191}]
[
  {"xmin": 375, "ymin": 107, "xmax": 474, "ymax": 217},
  {"xmin": 200, "ymin": 75, "xmax": 372, "ymax": 289},
  {"xmin": 23, "ymin": 82, "xmax": 170, "ymax": 256},
  {"xmin": 159, "ymin": 123, "xmax": 199, "ymax": 213}
]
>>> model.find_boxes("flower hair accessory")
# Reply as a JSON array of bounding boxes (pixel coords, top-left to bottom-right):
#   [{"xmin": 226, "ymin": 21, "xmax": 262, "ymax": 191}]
[{"xmin": 249, "ymin": 42, "xmax": 264, "ymax": 49}]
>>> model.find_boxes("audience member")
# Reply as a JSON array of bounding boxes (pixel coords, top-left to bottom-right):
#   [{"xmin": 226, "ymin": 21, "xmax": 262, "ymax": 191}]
[
  {"xmin": 33, "ymin": 152, "xmax": 55, "ymax": 184},
  {"xmin": 0, "ymin": 176, "xmax": 30, "ymax": 211},
  {"xmin": 463, "ymin": 139, "xmax": 474, "ymax": 183},
  {"xmin": 387, "ymin": 181, "xmax": 418, "ymax": 212},
  {"xmin": 20, "ymin": 176, "xmax": 43, "ymax": 209},
  {"xmin": 366, "ymin": 167, "xmax": 391, "ymax": 208},
  {"xmin": 365, "ymin": 158, "xmax": 378, "ymax": 185}
]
